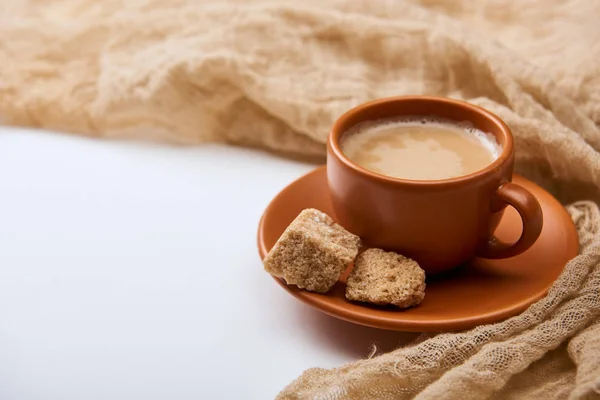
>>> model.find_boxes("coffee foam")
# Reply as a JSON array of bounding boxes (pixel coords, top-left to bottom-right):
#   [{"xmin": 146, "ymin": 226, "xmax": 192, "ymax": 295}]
[
  {"xmin": 340, "ymin": 116, "xmax": 503, "ymax": 181},
  {"xmin": 343, "ymin": 116, "xmax": 502, "ymax": 159}
]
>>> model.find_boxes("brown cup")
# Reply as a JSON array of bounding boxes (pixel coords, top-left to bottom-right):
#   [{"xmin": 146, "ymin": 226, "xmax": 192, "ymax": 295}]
[{"xmin": 327, "ymin": 96, "xmax": 543, "ymax": 274}]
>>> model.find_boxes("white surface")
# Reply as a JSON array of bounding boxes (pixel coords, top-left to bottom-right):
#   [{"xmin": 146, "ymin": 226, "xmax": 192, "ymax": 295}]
[{"xmin": 0, "ymin": 127, "xmax": 416, "ymax": 400}]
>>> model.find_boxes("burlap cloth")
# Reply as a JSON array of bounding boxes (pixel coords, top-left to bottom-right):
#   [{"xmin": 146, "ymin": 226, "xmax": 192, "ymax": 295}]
[{"xmin": 1, "ymin": 0, "xmax": 600, "ymax": 398}]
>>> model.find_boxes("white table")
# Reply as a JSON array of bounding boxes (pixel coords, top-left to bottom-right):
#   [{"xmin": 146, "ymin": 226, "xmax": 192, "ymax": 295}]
[{"xmin": 0, "ymin": 127, "xmax": 416, "ymax": 399}]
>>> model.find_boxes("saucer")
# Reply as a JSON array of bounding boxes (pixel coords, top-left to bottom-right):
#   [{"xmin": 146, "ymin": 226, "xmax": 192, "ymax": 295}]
[{"xmin": 257, "ymin": 166, "xmax": 579, "ymax": 331}]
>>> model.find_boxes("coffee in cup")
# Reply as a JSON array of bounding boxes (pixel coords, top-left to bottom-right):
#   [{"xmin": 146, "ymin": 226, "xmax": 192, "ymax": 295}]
[
  {"xmin": 340, "ymin": 117, "xmax": 501, "ymax": 181},
  {"xmin": 326, "ymin": 96, "xmax": 543, "ymax": 274}
]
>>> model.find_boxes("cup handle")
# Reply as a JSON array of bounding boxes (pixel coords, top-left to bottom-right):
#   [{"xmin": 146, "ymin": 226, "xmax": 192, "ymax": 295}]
[{"xmin": 477, "ymin": 182, "xmax": 543, "ymax": 259}]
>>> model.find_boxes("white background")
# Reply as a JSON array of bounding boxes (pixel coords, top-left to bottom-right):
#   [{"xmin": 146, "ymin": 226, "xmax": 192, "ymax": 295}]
[{"xmin": 0, "ymin": 127, "xmax": 416, "ymax": 400}]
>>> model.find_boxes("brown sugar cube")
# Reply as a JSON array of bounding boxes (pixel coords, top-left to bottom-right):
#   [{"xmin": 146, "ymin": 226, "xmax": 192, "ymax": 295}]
[
  {"xmin": 346, "ymin": 248, "xmax": 426, "ymax": 308},
  {"xmin": 263, "ymin": 208, "xmax": 361, "ymax": 293}
]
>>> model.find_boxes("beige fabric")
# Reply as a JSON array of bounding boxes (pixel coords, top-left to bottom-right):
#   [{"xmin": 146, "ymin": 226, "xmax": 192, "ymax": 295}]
[{"xmin": 1, "ymin": 0, "xmax": 600, "ymax": 398}]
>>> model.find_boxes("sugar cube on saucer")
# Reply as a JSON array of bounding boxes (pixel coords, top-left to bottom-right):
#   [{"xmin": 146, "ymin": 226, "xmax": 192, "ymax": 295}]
[
  {"xmin": 263, "ymin": 208, "xmax": 361, "ymax": 294},
  {"xmin": 346, "ymin": 248, "xmax": 426, "ymax": 308}
]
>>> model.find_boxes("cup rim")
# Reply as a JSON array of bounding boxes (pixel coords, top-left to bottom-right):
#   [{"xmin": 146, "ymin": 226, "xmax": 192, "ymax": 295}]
[{"xmin": 328, "ymin": 96, "xmax": 514, "ymax": 187}]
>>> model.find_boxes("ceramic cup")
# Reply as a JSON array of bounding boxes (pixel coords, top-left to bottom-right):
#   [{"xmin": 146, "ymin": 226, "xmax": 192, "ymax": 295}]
[{"xmin": 327, "ymin": 96, "xmax": 543, "ymax": 274}]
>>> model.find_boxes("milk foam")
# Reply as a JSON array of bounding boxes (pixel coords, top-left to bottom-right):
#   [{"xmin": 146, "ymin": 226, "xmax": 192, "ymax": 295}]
[{"xmin": 341, "ymin": 116, "xmax": 502, "ymax": 180}]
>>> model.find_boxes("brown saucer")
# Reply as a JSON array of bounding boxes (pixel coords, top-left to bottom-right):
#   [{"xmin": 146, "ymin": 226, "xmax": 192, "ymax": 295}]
[{"xmin": 257, "ymin": 166, "xmax": 579, "ymax": 332}]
